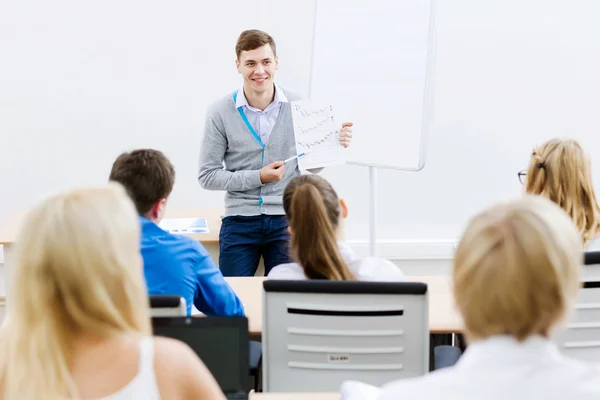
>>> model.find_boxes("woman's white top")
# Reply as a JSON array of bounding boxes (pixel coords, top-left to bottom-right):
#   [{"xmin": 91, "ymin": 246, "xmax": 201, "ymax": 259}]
[
  {"xmin": 343, "ymin": 336, "xmax": 600, "ymax": 400},
  {"xmin": 100, "ymin": 337, "xmax": 160, "ymax": 400},
  {"xmin": 268, "ymin": 241, "xmax": 403, "ymax": 281},
  {"xmin": 586, "ymin": 237, "xmax": 600, "ymax": 252}
]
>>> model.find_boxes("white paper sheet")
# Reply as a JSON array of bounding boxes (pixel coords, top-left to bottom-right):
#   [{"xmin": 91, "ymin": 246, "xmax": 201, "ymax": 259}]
[
  {"xmin": 291, "ymin": 100, "xmax": 345, "ymax": 170},
  {"xmin": 158, "ymin": 217, "xmax": 209, "ymax": 234}
]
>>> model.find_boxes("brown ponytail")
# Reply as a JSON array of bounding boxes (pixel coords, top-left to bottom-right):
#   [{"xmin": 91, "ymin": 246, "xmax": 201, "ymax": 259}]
[{"xmin": 283, "ymin": 175, "xmax": 355, "ymax": 280}]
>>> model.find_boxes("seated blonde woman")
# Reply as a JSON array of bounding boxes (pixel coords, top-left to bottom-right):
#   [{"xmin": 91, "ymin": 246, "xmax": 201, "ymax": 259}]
[
  {"xmin": 0, "ymin": 184, "xmax": 225, "ymax": 400},
  {"xmin": 268, "ymin": 175, "xmax": 403, "ymax": 281},
  {"xmin": 342, "ymin": 196, "xmax": 600, "ymax": 399},
  {"xmin": 521, "ymin": 138, "xmax": 600, "ymax": 250}
]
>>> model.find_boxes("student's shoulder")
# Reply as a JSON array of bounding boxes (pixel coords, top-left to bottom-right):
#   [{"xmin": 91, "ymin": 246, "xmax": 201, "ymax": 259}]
[
  {"xmin": 560, "ymin": 356, "xmax": 600, "ymax": 379},
  {"xmin": 179, "ymin": 236, "xmax": 213, "ymax": 259},
  {"xmin": 267, "ymin": 262, "xmax": 306, "ymax": 280},
  {"xmin": 378, "ymin": 368, "xmax": 458, "ymax": 398},
  {"xmin": 152, "ymin": 337, "xmax": 192, "ymax": 389},
  {"xmin": 154, "ymin": 336, "xmax": 195, "ymax": 360},
  {"xmin": 153, "ymin": 336, "xmax": 211, "ymax": 382},
  {"xmin": 153, "ymin": 337, "xmax": 225, "ymax": 399},
  {"xmin": 159, "ymin": 232, "xmax": 211, "ymax": 261},
  {"xmin": 358, "ymin": 257, "xmax": 404, "ymax": 281}
]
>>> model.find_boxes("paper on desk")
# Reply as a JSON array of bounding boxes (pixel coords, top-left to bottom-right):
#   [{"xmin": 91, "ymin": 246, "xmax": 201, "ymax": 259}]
[
  {"xmin": 291, "ymin": 100, "xmax": 345, "ymax": 170},
  {"xmin": 159, "ymin": 218, "xmax": 209, "ymax": 234},
  {"xmin": 339, "ymin": 380, "xmax": 381, "ymax": 400}
]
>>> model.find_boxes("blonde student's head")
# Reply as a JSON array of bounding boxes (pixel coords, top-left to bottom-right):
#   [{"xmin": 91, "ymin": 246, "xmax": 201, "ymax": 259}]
[
  {"xmin": 282, "ymin": 175, "xmax": 355, "ymax": 280},
  {"xmin": 454, "ymin": 195, "xmax": 582, "ymax": 342},
  {"xmin": 0, "ymin": 183, "xmax": 150, "ymax": 399},
  {"xmin": 523, "ymin": 138, "xmax": 600, "ymax": 243}
]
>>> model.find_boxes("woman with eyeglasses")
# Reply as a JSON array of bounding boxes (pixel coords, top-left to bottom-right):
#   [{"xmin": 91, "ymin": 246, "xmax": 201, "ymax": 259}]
[{"xmin": 519, "ymin": 138, "xmax": 600, "ymax": 250}]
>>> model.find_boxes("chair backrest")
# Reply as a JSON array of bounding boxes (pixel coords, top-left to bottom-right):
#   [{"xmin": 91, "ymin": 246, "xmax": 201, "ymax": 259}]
[
  {"xmin": 262, "ymin": 280, "xmax": 429, "ymax": 392},
  {"xmin": 584, "ymin": 251, "xmax": 600, "ymax": 278},
  {"xmin": 555, "ymin": 280, "xmax": 600, "ymax": 362},
  {"xmin": 149, "ymin": 295, "xmax": 186, "ymax": 317},
  {"xmin": 152, "ymin": 316, "xmax": 249, "ymax": 397}
]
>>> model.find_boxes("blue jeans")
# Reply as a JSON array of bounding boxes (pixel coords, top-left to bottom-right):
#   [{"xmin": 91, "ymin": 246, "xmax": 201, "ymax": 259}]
[{"xmin": 219, "ymin": 215, "xmax": 292, "ymax": 277}]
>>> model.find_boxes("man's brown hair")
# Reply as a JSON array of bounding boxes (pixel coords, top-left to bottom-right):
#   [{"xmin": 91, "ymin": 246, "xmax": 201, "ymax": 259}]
[
  {"xmin": 235, "ymin": 29, "xmax": 277, "ymax": 59},
  {"xmin": 108, "ymin": 149, "xmax": 175, "ymax": 215}
]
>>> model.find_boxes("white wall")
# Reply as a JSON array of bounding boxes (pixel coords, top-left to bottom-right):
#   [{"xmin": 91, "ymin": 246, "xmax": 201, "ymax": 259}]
[{"xmin": 2, "ymin": 0, "xmax": 600, "ymax": 265}]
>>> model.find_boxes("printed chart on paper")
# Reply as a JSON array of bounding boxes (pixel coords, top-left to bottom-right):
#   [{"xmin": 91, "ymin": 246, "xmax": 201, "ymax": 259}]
[{"xmin": 291, "ymin": 100, "xmax": 345, "ymax": 170}]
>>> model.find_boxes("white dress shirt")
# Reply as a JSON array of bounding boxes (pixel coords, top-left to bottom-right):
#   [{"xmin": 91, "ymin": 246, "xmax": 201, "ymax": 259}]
[
  {"xmin": 235, "ymin": 84, "xmax": 288, "ymax": 145},
  {"xmin": 371, "ymin": 335, "xmax": 600, "ymax": 400},
  {"xmin": 267, "ymin": 241, "xmax": 403, "ymax": 281}
]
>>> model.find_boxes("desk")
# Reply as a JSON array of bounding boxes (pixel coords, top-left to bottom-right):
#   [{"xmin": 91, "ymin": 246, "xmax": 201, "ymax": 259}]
[
  {"xmin": 0, "ymin": 209, "xmax": 464, "ymax": 334},
  {"xmin": 224, "ymin": 276, "xmax": 463, "ymax": 335},
  {"xmin": 250, "ymin": 393, "xmax": 338, "ymax": 400}
]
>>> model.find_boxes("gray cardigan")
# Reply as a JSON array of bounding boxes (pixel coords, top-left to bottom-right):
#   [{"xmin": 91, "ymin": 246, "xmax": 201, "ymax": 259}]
[{"xmin": 198, "ymin": 88, "xmax": 302, "ymax": 216}]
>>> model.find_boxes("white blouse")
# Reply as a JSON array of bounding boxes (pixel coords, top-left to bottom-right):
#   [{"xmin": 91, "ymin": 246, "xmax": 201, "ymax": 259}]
[
  {"xmin": 586, "ymin": 237, "xmax": 600, "ymax": 252},
  {"xmin": 268, "ymin": 242, "xmax": 403, "ymax": 281}
]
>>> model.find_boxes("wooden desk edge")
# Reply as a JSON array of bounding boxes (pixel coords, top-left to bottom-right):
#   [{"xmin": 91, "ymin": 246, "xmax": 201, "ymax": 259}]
[{"xmin": 250, "ymin": 393, "xmax": 339, "ymax": 399}]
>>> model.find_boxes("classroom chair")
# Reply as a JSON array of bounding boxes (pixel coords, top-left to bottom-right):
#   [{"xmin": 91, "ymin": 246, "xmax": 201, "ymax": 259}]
[
  {"xmin": 152, "ymin": 316, "xmax": 250, "ymax": 399},
  {"xmin": 149, "ymin": 295, "xmax": 187, "ymax": 317},
  {"xmin": 583, "ymin": 251, "xmax": 600, "ymax": 278},
  {"xmin": 555, "ymin": 278, "xmax": 600, "ymax": 362},
  {"xmin": 261, "ymin": 280, "xmax": 429, "ymax": 392},
  {"xmin": 149, "ymin": 295, "xmax": 262, "ymax": 391}
]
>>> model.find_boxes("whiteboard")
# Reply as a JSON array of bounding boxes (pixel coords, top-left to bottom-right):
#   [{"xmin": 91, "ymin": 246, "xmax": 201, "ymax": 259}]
[
  {"xmin": 0, "ymin": 0, "xmax": 316, "ymax": 225},
  {"xmin": 310, "ymin": 0, "xmax": 437, "ymax": 170}
]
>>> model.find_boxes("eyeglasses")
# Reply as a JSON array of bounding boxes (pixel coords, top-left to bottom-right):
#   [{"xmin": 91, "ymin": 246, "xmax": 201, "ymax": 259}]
[{"xmin": 518, "ymin": 170, "xmax": 527, "ymax": 184}]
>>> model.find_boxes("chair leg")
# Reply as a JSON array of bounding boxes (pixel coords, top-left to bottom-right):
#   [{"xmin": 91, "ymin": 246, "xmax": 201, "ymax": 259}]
[
  {"xmin": 433, "ymin": 345, "xmax": 462, "ymax": 370},
  {"xmin": 248, "ymin": 341, "xmax": 263, "ymax": 392},
  {"xmin": 253, "ymin": 354, "xmax": 262, "ymax": 392}
]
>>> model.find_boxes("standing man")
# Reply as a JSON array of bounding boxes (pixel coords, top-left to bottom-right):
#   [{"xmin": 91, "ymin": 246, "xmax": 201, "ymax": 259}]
[{"xmin": 198, "ymin": 29, "xmax": 353, "ymax": 277}]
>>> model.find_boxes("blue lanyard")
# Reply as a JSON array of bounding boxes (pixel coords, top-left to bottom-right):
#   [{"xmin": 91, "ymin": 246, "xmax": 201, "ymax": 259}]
[
  {"xmin": 232, "ymin": 91, "xmax": 264, "ymax": 149},
  {"xmin": 232, "ymin": 90, "xmax": 266, "ymax": 210}
]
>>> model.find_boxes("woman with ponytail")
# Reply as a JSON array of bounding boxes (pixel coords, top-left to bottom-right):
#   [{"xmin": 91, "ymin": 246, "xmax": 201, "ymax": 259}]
[
  {"xmin": 0, "ymin": 184, "xmax": 224, "ymax": 400},
  {"xmin": 268, "ymin": 175, "xmax": 403, "ymax": 281},
  {"xmin": 521, "ymin": 139, "xmax": 600, "ymax": 250}
]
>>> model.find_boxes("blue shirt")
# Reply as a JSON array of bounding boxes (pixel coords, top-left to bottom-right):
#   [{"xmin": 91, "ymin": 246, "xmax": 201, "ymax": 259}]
[{"xmin": 139, "ymin": 217, "xmax": 244, "ymax": 316}]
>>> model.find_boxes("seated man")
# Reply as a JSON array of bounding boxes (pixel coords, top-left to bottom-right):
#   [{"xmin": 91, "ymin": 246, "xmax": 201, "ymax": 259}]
[{"xmin": 109, "ymin": 149, "xmax": 244, "ymax": 317}]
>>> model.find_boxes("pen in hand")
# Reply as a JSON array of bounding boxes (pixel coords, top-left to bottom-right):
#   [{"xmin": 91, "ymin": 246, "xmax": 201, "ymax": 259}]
[{"xmin": 283, "ymin": 153, "xmax": 306, "ymax": 164}]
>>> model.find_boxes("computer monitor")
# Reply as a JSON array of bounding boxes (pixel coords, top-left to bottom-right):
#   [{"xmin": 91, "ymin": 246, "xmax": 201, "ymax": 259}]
[{"xmin": 152, "ymin": 317, "xmax": 249, "ymax": 398}]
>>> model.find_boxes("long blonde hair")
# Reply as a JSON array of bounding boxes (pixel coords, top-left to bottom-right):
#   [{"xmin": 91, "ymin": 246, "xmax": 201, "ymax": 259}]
[
  {"xmin": 283, "ymin": 175, "xmax": 355, "ymax": 280},
  {"xmin": 525, "ymin": 138, "xmax": 600, "ymax": 243},
  {"xmin": 0, "ymin": 183, "xmax": 150, "ymax": 399},
  {"xmin": 454, "ymin": 195, "xmax": 582, "ymax": 342}
]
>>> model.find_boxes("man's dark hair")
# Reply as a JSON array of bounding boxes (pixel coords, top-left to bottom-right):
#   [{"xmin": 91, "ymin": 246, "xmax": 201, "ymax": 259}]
[
  {"xmin": 109, "ymin": 149, "xmax": 175, "ymax": 215},
  {"xmin": 235, "ymin": 29, "xmax": 276, "ymax": 59}
]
